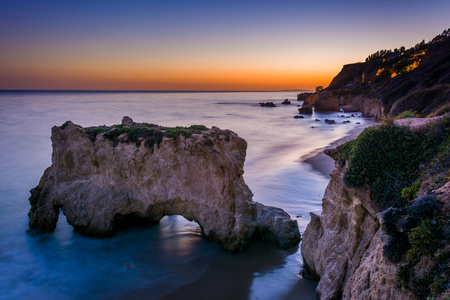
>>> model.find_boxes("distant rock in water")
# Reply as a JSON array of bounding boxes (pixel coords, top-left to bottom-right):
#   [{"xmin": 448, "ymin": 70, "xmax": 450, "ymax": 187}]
[
  {"xmin": 298, "ymin": 103, "xmax": 313, "ymax": 114},
  {"xmin": 28, "ymin": 117, "xmax": 300, "ymax": 253},
  {"xmin": 259, "ymin": 102, "xmax": 277, "ymax": 107},
  {"xmin": 324, "ymin": 119, "xmax": 336, "ymax": 124},
  {"xmin": 297, "ymin": 92, "xmax": 314, "ymax": 101},
  {"xmin": 281, "ymin": 99, "xmax": 291, "ymax": 105}
]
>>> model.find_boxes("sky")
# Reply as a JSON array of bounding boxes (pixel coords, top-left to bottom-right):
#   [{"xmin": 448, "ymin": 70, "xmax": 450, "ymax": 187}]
[{"xmin": 0, "ymin": 0, "xmax": 449, "ymax": 91}]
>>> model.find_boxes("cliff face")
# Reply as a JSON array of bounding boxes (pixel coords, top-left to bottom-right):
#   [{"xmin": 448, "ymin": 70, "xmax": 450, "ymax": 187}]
[
  {"xmin": 301, "ymin": 149, "xmax": 414, "ymax": 299},
  {"xmin": 301, "ymin": 118, "xmax": 450, "ymax": 299},
  {"xmin": 28, "ymin": 118, "xmax": 300, "ymax": 253}
]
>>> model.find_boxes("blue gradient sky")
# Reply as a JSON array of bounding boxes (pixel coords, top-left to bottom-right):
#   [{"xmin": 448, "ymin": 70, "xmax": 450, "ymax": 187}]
[{"xmin": 1, "ymin": 0, "xmax": 449, "ymax": 90}]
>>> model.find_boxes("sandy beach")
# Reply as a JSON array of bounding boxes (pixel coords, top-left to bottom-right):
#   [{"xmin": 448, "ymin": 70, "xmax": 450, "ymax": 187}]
[{"xmin": 302, "ymin": 125, "xmax": 371, "ymax": 178}]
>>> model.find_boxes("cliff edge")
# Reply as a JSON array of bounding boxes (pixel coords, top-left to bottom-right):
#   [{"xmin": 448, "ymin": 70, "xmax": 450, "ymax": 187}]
[{"xmin": 28, "ymin": 117, "xmax": 300, "ymax": 253}]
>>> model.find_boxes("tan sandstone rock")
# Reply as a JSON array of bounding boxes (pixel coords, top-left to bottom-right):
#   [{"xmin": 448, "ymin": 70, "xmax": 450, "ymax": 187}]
[
  {"xmin": 301, "ymin": 147, "xmax": 414, "ymax": 299},
  {"xmin": 28, "ymin": 118, "xmax": 300, "ymax": 253}
]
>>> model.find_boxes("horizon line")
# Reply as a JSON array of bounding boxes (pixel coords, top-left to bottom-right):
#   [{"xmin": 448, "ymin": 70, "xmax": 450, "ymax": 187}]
[{"xmin": 0, "ymin": 89, "xmax": 313, "ymax": 93}]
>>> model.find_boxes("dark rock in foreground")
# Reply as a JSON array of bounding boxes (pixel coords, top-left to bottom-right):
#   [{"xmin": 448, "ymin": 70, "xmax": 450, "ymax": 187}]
[{"xmin": 28, "ymin": 117, "xmax": 300, "ymax": 253}]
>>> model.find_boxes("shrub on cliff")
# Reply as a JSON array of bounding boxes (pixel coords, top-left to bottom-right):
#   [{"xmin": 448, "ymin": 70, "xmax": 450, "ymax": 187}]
[
  {"xmin": 396, "ymin": 109, "xmax": 420, "ymax": 120},
  {"xmin": 343, "ymin": 116, "xmax": 450, "ymax": 209},
  {"xmin": 344, "ymin": 124, "xmax": 423, "ymax": 208}
]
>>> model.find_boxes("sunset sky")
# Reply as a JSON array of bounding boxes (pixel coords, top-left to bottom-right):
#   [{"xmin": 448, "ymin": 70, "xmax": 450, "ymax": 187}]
[{"xmin": 1, "ymin": 0, "xmax": 449, "ymax": 91}]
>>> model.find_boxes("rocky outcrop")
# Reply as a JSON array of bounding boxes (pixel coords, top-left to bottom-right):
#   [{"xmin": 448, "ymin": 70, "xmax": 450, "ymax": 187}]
[
  {"xmin": 303, "ymin": 93, "xmax": 319, "ymax": 105},
  {"xmin": 28, "ymin": 117, "xmax": 300, "ymax": 253},
  {"xmin": 313, "ymin": 91, "xmax": 341, "ymax": 112},
  {"xmin": 351, "ymin": 95, "xmax": 384, "ymax": 118},
  {"xmin": 323, "ymin": 30, "xmax": 450, "ymax": 118},
  {"xmin": 301, "ymin": 119, "xmax": 450, "ymax": 299},
  {"xmin": 301, "ymin": 148, "xmax": 389, "ymax": 299},
  {"xmin": 298, "ymin": 103, "xmax": 313, "ymax": 114},
  {"xmin": 301, "ymin": 147, "xmax": 418, "ymax": 299}
]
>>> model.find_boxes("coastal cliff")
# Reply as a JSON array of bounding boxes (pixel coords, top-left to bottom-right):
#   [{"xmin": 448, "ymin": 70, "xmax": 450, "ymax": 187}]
[
  {"xmin": 28, "ymin": 117, "xmax": 300, "ymax": 253},
  {"xmin": 298, "ymin": 29, "xmax": 450, "ymax": 118},
  {"xmin": 301, "ymin": 116, "xmax": 450, "ymax": 299}
]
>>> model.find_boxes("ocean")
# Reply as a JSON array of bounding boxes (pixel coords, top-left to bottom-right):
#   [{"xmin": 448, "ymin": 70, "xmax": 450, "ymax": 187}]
[{"xmin": 0, "ymin": 91, "xmax": 373, "ymax": 299}]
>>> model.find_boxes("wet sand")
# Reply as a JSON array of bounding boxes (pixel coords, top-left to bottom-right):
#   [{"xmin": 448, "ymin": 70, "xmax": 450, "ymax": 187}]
[
  {"xmin": 121, "ymin": 242, "xmax": 318, "ymax": 300},
  {"xmin": 302, "ymin": 126, "xmax": 370, "ymax": 178}
]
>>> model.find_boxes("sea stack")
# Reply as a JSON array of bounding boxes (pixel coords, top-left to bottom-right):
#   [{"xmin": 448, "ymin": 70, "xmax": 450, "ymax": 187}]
[{"xmin": 28, "ymin": 117, "xmax": 300, "ymax": 253}]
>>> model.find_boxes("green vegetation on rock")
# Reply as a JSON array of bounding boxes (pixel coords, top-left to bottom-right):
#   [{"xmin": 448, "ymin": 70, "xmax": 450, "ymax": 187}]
[
  {"xmin": 342, "ymin": 124, "xmax": 423, "ymax": 208},
  {"xmin": 397, "ymin": 265, "xmax": 410, "ymax": 288},
  {"xmin": 84, "ymin": 123, "xmax": 210, "ymax": 148},
  {"xmin": 341, "ymin": 116, "xmax": 450, "ymax": 209},
  {"xmin": 406, "ymin": 219, "xmax": 441, "ymax": 264},
  {"xmin": 396, "ymin": 109, "xmax": 420, "ymax": 120}
]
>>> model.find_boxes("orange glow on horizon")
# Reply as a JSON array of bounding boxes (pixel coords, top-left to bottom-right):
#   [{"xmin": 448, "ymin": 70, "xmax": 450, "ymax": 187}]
[{"xmin": 0, "ymin": 63, "xmax": 334, "ymax": 91}]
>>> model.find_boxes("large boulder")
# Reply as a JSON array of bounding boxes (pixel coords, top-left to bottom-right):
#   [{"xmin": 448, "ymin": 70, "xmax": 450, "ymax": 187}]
[
  {"xmin": 298, "ymin": 103, "xmax": 313, "ymax": 114},
  {"xmin": 313, "ymin": 91, "xmax": 341, "ymax": 112},
  {"xmin": 28, "ymin": 117, "xmax": 300, "ymax": 253}
]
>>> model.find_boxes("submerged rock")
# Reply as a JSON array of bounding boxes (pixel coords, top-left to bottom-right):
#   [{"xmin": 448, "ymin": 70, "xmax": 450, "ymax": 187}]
[{"xmin": 28, "ymin": 117, "xmax": 300, "ymax": 253}]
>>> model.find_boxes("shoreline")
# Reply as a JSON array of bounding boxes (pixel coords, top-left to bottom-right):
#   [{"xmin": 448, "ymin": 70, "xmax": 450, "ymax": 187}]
[
  {"xmin": 303, "ymin": 114, "xmax": 447, "ymax": 178},
  {"xmin": 301, "ymin": 125, "xmax": 371, "ymax": 178}
]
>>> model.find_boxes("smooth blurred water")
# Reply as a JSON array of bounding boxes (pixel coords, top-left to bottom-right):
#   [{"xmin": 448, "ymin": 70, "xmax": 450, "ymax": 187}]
[{"xmin": 0, "ymin": 91, "xmax": 372, "ymax": 299}]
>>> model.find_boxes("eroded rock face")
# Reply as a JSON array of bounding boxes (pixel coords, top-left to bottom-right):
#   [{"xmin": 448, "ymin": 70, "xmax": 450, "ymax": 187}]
[
  {"xmin": 301, "ymin": 152, "xmax": 381, "ymax": 299},
  {"xmin": 301, "ymin": 148, "xmax": 415, "ymax": 299},
  {"xmin": 28, "ymin": 118, "xmax": 300, "ymax": 253}
]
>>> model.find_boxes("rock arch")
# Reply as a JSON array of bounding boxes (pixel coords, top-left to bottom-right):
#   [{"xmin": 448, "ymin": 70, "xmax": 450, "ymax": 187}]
[{"xmin": 28, "ymin": 118, "xmax": 300, "ymax": 252}]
